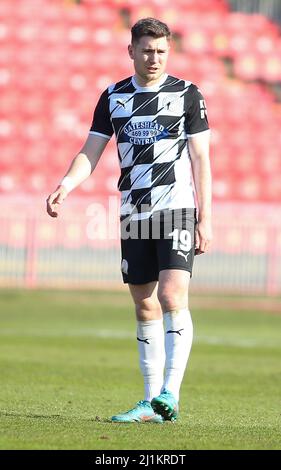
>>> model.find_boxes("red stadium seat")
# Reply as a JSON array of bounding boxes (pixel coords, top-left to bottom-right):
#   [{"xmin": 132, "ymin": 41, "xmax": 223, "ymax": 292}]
[
  {"xmin": 235, "ymin": 175, "xmax": 264, "ymax": 201},
  {"xmin": 213, "ymin": 176, "xmax": 235, "ymax": 200},
  {"xmin": 257, "ymin": 149, "xmax": 281, "ymax": 176},
  {"xmin": 0, "ymin": 170, "xmax": 21, "ymax": 193},
  {"xmin": 263, "ymin": 174, "xmax": 281, "ymax": 202},
  {"xmin": 261, "ymin": 53, "xmax": 281, "ymax": 82},
  {"xmin": 183, "ymin": 29, "xmax": 212, "ymax": 54},
  {"xmin": 233, "ymin": 52, "xmax": 262, "ymax": 81},
  {"xmin": 83, "ymin": 4, "xmax": 121, "ymax": 28}
]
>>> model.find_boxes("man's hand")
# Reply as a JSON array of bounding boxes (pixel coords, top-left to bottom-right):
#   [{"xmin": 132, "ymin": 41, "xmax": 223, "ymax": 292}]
[
  {"xmin": 195, "ymin": 219, "xmax": 212, "ymax": 255},
  {"xmin": 46, "ymin": 186, "xmax": 68, "ymax": 218}
]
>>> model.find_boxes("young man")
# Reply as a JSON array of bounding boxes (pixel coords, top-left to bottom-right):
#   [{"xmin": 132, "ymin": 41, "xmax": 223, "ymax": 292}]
[{"xmin": 46, "ymin": 18, "xmax": 212, "ymax": 423}]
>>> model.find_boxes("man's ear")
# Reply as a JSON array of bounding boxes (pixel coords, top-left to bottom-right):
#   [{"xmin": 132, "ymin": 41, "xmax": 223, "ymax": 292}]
[{"xmin": 128, "ymin": 44, "xmax": 134, "ymax": 60}]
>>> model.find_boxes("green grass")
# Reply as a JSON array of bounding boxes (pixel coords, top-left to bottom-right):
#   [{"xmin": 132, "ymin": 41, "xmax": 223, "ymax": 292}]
[{"xmin": 0, "ymin": 289, "xmax": 280, "ymax": 450}]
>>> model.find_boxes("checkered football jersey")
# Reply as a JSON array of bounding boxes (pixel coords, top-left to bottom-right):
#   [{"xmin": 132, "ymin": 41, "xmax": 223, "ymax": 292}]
[{"xmin": 90, "ymin": 73, "xmax": 209, "ymax": 219}]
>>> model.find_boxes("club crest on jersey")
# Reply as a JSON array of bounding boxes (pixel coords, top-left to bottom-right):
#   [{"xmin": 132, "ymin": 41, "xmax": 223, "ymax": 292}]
[
  {"xmin": 123, "ymin": 120, "xmax": 169, "ymax": 145},
  {"xmin": 162, "ymin": 95, "xmax": 179, "ymax": 113}
]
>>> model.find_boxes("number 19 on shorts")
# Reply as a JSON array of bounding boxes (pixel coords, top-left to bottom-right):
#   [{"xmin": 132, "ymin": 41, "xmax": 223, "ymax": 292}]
[{"xmin": 169, "ymin": 229, "xmax": 192, "ymax": 252}]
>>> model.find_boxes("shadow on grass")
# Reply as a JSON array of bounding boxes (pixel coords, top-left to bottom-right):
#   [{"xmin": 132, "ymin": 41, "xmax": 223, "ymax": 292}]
[{"xmin": 0, "ymin": 410, "xmax": 111, "ymax": 423}]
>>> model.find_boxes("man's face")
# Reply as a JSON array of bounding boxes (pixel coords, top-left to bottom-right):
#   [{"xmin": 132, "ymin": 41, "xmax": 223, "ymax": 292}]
[{"xmin": 128, "ymin": 35, "xmax": 170, "ymax": 85}]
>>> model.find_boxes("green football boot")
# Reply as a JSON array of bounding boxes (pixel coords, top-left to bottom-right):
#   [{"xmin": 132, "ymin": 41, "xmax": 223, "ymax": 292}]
[
  {"xmin": 111, "ymin": 400, "xmax": 164, "ymax": 423},
  {"xmin": 151, "ymin": 389, "xmax": 179, "ymax": 421}
]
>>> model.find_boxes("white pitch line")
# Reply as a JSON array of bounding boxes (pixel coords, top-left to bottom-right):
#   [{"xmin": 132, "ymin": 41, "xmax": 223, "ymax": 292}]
[{"xmin": 0, "ymin": 328, "xmax": 280, "ymax": 349}]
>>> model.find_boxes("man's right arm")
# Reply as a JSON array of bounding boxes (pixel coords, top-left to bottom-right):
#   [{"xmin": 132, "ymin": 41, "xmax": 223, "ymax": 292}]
[{"xmin": 46, "ymin": 134, "xmax": 110, "ymax": 218}]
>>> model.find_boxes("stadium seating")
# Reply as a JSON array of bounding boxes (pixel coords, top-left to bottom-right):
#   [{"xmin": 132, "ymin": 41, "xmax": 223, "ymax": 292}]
[{"xmin": 0, "ymin": 0, "xmax": 281, "ymax": 202}]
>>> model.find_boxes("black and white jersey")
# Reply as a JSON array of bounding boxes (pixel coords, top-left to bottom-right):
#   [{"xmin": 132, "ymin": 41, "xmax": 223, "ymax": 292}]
[{"xmin": 90, "ymin": 74, "xmax": 209, "ymax": 219}]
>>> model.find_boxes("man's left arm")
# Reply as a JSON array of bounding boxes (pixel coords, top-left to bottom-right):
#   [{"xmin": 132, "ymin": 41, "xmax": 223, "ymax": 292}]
[{"xmin": 188, "ymin": 130, "xmax": 212, "ymax": 255}]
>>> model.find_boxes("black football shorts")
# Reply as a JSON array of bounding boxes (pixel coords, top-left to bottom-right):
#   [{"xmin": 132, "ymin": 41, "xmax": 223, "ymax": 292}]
[{"xmin": 120, "ymin": 208, "xmax": 197, "ymax": 284}]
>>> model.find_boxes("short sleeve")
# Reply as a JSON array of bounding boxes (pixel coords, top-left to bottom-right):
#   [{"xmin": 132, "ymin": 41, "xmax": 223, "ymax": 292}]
[
  {"xmin": 89, "ymin": 89, "xmax": 114, "ymax": 139},
  {"xmin": 184, "ymin": 84, "xmax": 209, "ymax": 136}
]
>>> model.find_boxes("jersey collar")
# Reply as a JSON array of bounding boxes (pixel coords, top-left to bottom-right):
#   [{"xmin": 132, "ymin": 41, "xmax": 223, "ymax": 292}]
[{"xmin": 131, "ymin": 73, "xmax": 168, "ymax": 92}]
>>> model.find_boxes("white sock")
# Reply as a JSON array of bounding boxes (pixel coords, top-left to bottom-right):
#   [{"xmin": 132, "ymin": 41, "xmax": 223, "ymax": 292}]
[
  {"xmin": 162, "ymin": 309, "xmax": 193, "ymax": 402},
  {"xmin": 137, "ymin": 319, "xmax": 165, "ymax": 402}
]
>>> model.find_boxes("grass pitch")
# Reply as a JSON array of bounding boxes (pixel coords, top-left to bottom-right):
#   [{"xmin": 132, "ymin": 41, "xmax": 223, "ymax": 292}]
[{"xmin": 0, "ymin": 289, "xmax": 280, "ymax": 450}]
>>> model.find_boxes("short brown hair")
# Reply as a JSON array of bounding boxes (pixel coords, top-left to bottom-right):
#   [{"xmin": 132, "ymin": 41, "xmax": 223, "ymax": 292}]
[{"xmin": 131, "ymin": 18, "xmax": 171, "ymax": 44}]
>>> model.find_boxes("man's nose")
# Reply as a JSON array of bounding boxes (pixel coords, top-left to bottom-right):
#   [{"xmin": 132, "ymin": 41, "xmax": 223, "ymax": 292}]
[{"xmin": 150, "ymin": 52, "xmax": 158, "ymax": 63}]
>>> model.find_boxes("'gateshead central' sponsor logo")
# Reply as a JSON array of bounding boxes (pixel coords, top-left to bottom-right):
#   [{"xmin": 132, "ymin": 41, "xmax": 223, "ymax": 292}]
[{"xmin": 123, "ymin": 120, "xmax": 168, "ymax": 145}]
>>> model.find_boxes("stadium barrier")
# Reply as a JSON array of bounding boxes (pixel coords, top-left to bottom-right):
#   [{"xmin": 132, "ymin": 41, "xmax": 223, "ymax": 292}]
[{"xmin": 0, "ymin": 196, "xmax": 280, "ymax": 295}]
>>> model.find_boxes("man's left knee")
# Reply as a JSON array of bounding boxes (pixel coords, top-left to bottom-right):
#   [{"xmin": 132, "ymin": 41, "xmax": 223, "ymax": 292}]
[{"xmin": 157, "ymin": 289, "xmax": 188, "ymax": 312}]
